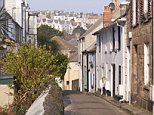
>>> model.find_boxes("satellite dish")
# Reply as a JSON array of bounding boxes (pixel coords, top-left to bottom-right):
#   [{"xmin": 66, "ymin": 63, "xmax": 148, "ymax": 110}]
[{"xmin": 109, "ymin": 2, "xmax": 115, "ymax": 11}]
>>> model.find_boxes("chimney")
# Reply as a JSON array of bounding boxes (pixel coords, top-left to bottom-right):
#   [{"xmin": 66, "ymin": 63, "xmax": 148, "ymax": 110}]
[
  {"xmin": 102, "ymin": 0, "xmax": 121, "ymax": 27},
  {"xmin": 103, "ymin": 6, "xmax": 112, "ymax": 27}
]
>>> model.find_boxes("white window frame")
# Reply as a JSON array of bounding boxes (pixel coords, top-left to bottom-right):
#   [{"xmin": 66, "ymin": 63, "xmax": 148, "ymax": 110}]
[
  {"xmin": 144, "ymin": 0, "xmax": 148, "ymax": 14},
  {"xmin": 104, "ymin": 42, "xmax": 107, "ymax": 52},
  {"xmin": 104, "ymin": 33, "xmax": 107, "ymax": 52},
  {"xmin": 109, "ymin": 42, "xmax": 113, "ymax": 52},
  {"xmin": 144, "ymin": 43, "xmax": 149, "ymax": 85},
  {"xmin": 106, "ymin": 63, "xmax": 108, "ymax": 79},
  {"xmin": 132, "ymin": 0, "xmax": 137, "ymax": 26}
]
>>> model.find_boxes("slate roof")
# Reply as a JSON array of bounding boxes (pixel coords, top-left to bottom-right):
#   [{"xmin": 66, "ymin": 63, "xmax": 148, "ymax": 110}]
[
  {"xmin": 69, "ymin": 51, "xmax": 78, "ymax": 62},
  {"xmin": 68, "ymin": 38, "xmax": 78, "ymax": 47},
  {"xmin": 50, "ymin": 36, "xmax": 77, "ymax": 51}
]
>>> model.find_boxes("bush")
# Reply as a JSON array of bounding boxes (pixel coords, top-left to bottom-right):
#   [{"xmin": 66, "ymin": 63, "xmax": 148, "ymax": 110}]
[{"xmin": 0, "ymin": 44, "xmax": 68, "ymax": 114}]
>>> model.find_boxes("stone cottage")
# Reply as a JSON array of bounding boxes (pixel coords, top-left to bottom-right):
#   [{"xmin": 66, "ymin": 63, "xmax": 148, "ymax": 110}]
[{"xmin": 126, "ymin": 0, "xmax": 153, "ymax": 111}]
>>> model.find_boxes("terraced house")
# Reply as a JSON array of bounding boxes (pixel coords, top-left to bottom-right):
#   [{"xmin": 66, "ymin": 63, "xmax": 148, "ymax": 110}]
[
  {"xmin": 93, "ymin": 0, "xmax": 131, "ymax": 101},
  {"xmin": 126, "ymin": 0, "xmax": 153, "ymax": 111}
]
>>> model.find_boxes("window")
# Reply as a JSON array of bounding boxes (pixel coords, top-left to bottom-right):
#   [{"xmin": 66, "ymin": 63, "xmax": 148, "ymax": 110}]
[
  {"xmin": 143, "ymin": 0, "xmax": 149, "ymax": 21},
  {"xmin": 139, "ymin": 0, "xmax": 152, "ymax": 23},
  {"xmin": 149, "ymin": 0, "xmax": 152, "ymax": 18},
  {"xmin": 109, "ymin": 42, "xmax": 113, "ymax": 52},
  {"xmin": 132, "ymin": 0, "xmax": 137, "ymax": 26},
  {"xmin": 144, "ymin": 43, "xmax": 149, "ymax": 85},
  {"xmin": 106, "ymin": 63, "xmax": 108, "ymax": 78},
  {"xmin": 118, "ymin": 26, "xmax": 121, "ymax": 50},
  {"xmin": 119, "ymin": 66, "xmax": 122, "ymax": 85},
  {"xmin": 104, "ymin": 40, "xmax": 107, "ymax": 52},
  {"xmin": 144, "ymin": 0, "xmax": 148, "ymax": 14},
  {"xmin": 66, "ymin": 81, "xmax": 69, "ymax": 85},
  {"xmin": 112, "ymin": 27, "xmax": 115, "ymax": 51},
  {"xmin": 98, "ymin": 35, "xmax": 101, "ymax": 53}
]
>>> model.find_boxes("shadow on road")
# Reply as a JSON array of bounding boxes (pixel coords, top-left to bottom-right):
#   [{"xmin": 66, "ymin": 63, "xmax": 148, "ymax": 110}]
[
  {"xmin": 63, "ymin": 90, "xmax": 81, "ymax": 96},
  {"xmin": 63, "ymin": 90, "xmax": 81, "ymax": 108}
]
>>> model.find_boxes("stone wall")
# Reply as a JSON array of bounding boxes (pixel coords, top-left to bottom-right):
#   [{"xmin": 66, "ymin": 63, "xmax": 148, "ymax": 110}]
[
  {"xmin": 26, "ymin": 85, "xmax": 64, "ymax": 115},
  {"xmin": 126, "ymin": 7, "xmax": 153, "ymax": 111},
  {"xmin": 43, "ymin": 85, "xmax": 64, "ymax": 115}
]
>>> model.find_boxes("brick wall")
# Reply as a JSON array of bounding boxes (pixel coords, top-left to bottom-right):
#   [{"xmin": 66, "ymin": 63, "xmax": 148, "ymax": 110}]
[{"xmin": 103, "ymin": 6, "xmax": 112, "ymax": 27}]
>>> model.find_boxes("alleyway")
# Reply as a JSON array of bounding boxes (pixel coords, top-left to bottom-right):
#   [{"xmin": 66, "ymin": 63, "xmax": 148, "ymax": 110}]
[{"xmin": 63, "ymin": 91, "xmax": 128, "ymax": 115}]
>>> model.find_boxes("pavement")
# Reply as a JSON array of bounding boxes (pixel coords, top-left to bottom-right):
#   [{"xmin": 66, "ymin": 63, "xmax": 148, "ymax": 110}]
[
  {"xmin": 94, "ymin": 92, "xmax": 153, "ymax": 115},
  {"xmin": 63, "ymin": 90, "xmax": 129, "ymax": 115}
]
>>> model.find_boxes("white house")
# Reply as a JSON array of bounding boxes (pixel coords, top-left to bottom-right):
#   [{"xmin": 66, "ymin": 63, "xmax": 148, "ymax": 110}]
[
  {"xmin": 78, "ymin": 16, "xmax": 103, "ymax": 92},
  {"xmin": 93, "ymin": 11, "xmax": 130, "ymax": 102},
  {"xmin": 37, "ymin": 11, "xmax": 99, "ymax": 35}
]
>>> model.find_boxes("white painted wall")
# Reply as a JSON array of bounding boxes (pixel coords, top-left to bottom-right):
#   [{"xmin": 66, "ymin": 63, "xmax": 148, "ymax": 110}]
[
  {"xmin": 5, "ymin": 0, "xmax": 29, "ymax": 43},
  {"xmin": 5, "ymin": 0, "xmax": 23, "ymax": 26},
  {"xmin": 79, "ymin": 17, "xmax": 103, "ymax": 92},
  {"xmin": 97, "ymin": 22, "xmax": 128, "ymax": 100},
  {"xmin": 0, "ymin": 85, "xmax": 14, "ymax": 107}
]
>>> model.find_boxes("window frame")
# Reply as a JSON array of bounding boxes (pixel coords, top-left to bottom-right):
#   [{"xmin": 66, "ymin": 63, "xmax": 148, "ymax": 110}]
[
  {"xmin": 132, "ymin": 0, "xmax": 137, "ymax": 26},
  {"xmin": 144, "ymin": 43, "xmax": 150, "ymax": 85},
  {"xmin": 118, "ymin": 26, "xmax": 121, "ymax": 51}
]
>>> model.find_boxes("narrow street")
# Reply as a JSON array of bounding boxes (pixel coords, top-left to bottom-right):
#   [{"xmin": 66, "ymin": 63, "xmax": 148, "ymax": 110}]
[{"xmin": 63, "ymin": 91, "xmax": 128, "ymax": 115}]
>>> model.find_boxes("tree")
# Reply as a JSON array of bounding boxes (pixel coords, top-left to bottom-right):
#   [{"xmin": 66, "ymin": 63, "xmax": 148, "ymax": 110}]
[
  {"xmin": 37, "ymin": 25, "xmax": 64, "ymax": 52},
  {"xmin": 0, "ymin": 44, "xmax": 68, "ymax": 114},
  {"xmin": 51, "ymin": 53, "xmax": 69, "ymax": 79}
]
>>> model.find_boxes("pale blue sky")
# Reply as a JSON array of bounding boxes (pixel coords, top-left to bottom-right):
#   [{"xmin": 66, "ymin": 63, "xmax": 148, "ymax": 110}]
[{"xmin": 29, "ymin": 0, "xmax": 125, "ymax": 13}]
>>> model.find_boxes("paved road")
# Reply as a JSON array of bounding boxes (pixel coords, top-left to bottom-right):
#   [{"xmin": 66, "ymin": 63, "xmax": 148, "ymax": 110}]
[{"xmin": 63, "ymin": 91, "xmax": 128, "ymax": 115}]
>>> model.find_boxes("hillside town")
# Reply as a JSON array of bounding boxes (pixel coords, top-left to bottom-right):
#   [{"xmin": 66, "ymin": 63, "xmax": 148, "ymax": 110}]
[
  {"xmin": 37, "ymin": 10, "xmax": 100, "ymax": 34},
  {"xmin": 0, "ymin": 0, "xmax": 154, "ymax": 115}
]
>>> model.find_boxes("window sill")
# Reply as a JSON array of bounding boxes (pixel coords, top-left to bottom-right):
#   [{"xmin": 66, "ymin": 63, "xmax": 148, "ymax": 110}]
[
  {"xmin": 143, "ymin": 85, "xmax": 150, "ymax": 91},
  {"xmin": 132, "ymin": 23, "xmax": 139, "ymax": 28}
]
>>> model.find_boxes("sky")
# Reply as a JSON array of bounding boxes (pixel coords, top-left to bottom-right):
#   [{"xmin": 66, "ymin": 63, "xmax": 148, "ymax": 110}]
[{"xmin": 28, "ymin": 0, "xmax": 125, "ymax": 14}]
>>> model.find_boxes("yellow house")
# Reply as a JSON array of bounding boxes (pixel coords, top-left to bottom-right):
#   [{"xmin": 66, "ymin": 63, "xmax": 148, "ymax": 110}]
[
  {"xmin": 50, "ymin": 36, "xmax": 79, "ymax": 91},
  {"xmin": 64, "ymin": 52, "xmax": 79, "ymax": 90},
  {"xmin": 0, "ymin": 75, "xmax": 14, "ymax": 108}
]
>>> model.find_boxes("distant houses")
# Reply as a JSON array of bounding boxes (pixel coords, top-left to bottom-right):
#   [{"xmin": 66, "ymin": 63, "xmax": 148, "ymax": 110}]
[{"xmin": 37, "ymin": 10, "xmax": 100, "ymax": 34}]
